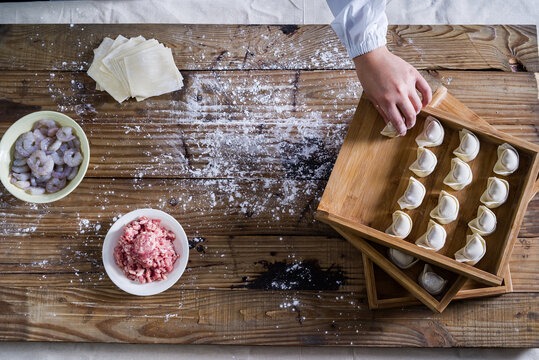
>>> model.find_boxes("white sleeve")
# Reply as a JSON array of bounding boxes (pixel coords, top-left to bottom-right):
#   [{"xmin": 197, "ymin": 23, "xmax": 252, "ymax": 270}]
[{"xmin": 326, "ymin": 0, "xmax": 388, "ymax": 59}]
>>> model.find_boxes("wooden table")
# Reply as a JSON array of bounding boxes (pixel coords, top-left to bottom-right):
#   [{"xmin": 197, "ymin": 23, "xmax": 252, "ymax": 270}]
[{"xmin": 0, "ymin": 24, "xmax": 537, "ymax": 347}]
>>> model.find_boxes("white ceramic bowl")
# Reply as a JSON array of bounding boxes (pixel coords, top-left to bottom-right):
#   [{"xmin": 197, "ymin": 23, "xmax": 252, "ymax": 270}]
[{"xmin": 102, "ymin": 209, "xmax": 189, "ymax": 296}]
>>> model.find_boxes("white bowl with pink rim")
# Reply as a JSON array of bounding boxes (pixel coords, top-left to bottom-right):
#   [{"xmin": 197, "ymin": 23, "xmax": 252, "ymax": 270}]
[{"xmin": 102, "ymin": 208, "xmax": 189, "ymax": 296}]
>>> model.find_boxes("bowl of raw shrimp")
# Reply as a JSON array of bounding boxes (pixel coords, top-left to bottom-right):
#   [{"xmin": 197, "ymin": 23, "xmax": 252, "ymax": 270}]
[{"xmin": 0, "ymin": 111, "xmax": 90, "ymax": 203}]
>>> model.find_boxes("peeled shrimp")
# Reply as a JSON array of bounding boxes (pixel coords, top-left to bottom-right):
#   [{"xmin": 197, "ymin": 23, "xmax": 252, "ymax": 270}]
[
  {"xmin": 13, "ymin": 180, "xmax": 30, "ymax": 189},
  {"xmin": 13, "ymin": 151, "xmax": 25, "ymax": 160},
  {"xmin": 12, "ymin": 164, "xmax": 30, "ymax": 173},
  {"xmin": 32, "ymin": 129, "xmax": 45, "ymax": 141},
  {"xmin": 52, "ymin": 165, "xmax": 72, "ymax": 179},
  {"xmin": 28, "ymin": 187, "xmax": 46, "ymax": 195},
  {"xmin": 56, "ymin": 127, "xmax": 76, "ymax": 142},
  {"xmin": 47, "ymin": 127, "xmax": 59, "ymax": 137},
  {"xmin": 35, "ymin": 173, "xmax": 52, "ymax": 183},
  {"xmin": 12, "ymin": 158, "xmax": 27, "ymax": 167},
  {"xmin": 67, "ymin": 166, "xmax": 78, "ymax": 180},
  {"xmin": 12, "ymin": 172, "xmax": 31, "ymax": 181},
  {"xmin": 51, "ymin": 150, "xmax": 65, "ymax": 165},
  {"xmin": 27, "ymin": 150, "xmax": 54, "ymax": 176},
  {"xmin": 10, "ymin": 120, "xmax": 82, "ymax": 196},
  {"xmin": 64, "ymin": 149, "xmax": 82, "ymax": 167},
  {"xmin": 35, "ymin": 119, "xmax": 56, "ymax": 129},
  {"xmin": 46, "ymin": 177, "xmax": 66, "ymax": 193},
  {"xmin": 15, "ymin": 132, "xmax": 38, "ymax": 157}
]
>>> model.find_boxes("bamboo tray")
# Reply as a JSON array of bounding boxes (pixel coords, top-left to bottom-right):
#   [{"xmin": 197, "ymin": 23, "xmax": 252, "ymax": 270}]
[
  {"xmin": 317, "ymin": 88, "xmax": 539, "ymax": 287},
  {"xmin": 361, "ymin": 253, "xmax": 512, "ymax": 310},
  {"xmin": 334, "ymin": 223, "xmax": 465, "ymax": 312}
]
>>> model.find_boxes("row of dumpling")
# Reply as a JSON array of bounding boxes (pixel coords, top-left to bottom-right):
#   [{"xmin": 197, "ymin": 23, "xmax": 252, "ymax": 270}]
[
  {"xmin": 383, "ymin": 117, "xmax": 450, "ymax": 295},
  {"xmin": 456, "ymin": 142, "xmax": 519, "ymax": 266}
]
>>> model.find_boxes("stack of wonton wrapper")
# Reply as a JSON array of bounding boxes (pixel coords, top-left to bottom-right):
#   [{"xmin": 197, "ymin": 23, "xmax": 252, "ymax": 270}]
[{"xmin": 88, "ymin": 35, "xmax": 184, "ymax": 103}]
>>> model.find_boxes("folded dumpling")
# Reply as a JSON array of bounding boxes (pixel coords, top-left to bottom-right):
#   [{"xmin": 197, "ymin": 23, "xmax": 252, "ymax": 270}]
[
  {"xmin": 480, "ymin": 177, "xmax": 509, "ymax": 208},
  {"xmin": 418, "ymin": 264, "xmax": 447, "ymax": 295},
  {"xmin": 493, "ymin": 143, "xmax": 519, "ymax": 175},
  {"xmin": 380, "ymin": 122, "xmax": 399, "ymax": 138},
  {"xmin": 388, "ymin": 248, "xmax": 418, "ymax": 269},
  {"xmin": 443, "ymin": 157, "xmax": 473, "ymax": 190},
  {"xmin": 409, "ymin": 147, "xmax": 437, "ymax": 177},
  {"xmin": 415, "ymin": 116, "xmax": 444, "ymax": 147},
  {"xmin": 397, "ymin": 177, "xmax": 426, "ymax": 210},
  {"xmin": 415, "ymin": 220, "xmax": 446, "ymax": 251},
  {"xmin": 430, "ymin": 190, "xmax": 459, "ymax": 224},
  {"xmin": 453, "ymin": 129, "xmax": 480, "ymax": 162},
  {"xmin": 454, "ymin": 234, "xmax": 487, "ymax": 265},
  {"xmin": 385, "ymin": 210, "xmax": 413, "ymax": 238},
  {"xmin": 468, "ymin": 205, "xmax": 497, "ymax": 236}
]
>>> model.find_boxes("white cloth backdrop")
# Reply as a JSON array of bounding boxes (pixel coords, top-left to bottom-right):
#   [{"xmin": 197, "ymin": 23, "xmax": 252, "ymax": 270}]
[{"xmin": 0, "ymin": 0, "xmax": 538, "ymax": 359}]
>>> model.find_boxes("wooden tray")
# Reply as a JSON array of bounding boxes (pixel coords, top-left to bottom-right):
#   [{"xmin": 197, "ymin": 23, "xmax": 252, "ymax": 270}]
[
  {"xmin": 316, "ymin": 88, "xmax": 539, "ymax": 287},
  {"xmin": 334, "ymin": 223, "xmax": 466, "ymax": 312},
  {"xmin": 361, "ymin": 253, "xmax": 512, "ymax": 310}
]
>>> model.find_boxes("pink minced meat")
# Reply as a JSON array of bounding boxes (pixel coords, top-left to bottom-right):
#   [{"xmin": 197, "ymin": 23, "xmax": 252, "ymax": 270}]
[{"xmin": 114, "ymin": 216, "xmax": 179, "ymax": 283}]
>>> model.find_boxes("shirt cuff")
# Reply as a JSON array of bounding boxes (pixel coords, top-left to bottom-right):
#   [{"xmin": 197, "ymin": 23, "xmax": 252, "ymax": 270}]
[{"xmin": 329, "ymin": 0, "xmax": 388, "ymax": 59}]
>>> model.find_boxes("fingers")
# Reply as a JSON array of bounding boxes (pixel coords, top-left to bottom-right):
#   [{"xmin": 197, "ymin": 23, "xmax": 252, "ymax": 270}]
[
  {"xmin": 409, "ymin": 91, "xmax": 422, "ymax": 115},
  {"xmin": 397, "ymin": 100, "xmax": 417, "ymax": 129},
  {"xmin": 387, "ymin": 104, "xmax": 407, "ymax": 136},
  {"xmin": 415, "ymin": 74, "xmax": 432, "ymax": 107}
]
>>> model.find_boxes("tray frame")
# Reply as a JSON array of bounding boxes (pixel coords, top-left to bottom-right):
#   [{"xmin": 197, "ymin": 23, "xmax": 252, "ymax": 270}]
[
  {"xmin": 361, "ymin": 253, "xmax": 513, "ymax": 310},
  {"xmin": 333, "ymin": 224, "xmax": 466, "ymax": 312},
  {"xmin": 317, "ymin": 88, "xmax": 539, "ymax": 287}
]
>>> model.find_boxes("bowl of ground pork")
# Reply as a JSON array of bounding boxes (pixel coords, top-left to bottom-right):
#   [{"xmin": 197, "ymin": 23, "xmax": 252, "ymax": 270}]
[{"xmin": 102, "ymin": 208, "xmax": 189, "ymax": 296}]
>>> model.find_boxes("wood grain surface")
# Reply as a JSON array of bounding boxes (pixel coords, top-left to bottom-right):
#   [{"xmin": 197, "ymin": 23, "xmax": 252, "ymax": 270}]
[{"xmin": 0, "ymin": 24, "xmax": 538, "ymax": 346}]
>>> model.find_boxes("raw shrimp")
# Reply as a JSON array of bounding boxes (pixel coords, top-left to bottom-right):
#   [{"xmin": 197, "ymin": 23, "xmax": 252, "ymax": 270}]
[
  {"xmin": 12, "ymin": 158, "xmax": 27, "ymax": 166},
  {"xmin": 32, "ymin": 129, "xmax": 45, "ymax": 141},
  {"xmin": 68, "ymin": 138, "xmax": 81, "ymax": 150},
  {"xmin": 67, "ymin": 166, "xmax": 78, "ymax": 180},
  {"xmin": 34, "ymin": 119, "xmax": 56, "ymax": 129},
  {"xmin": 11, "ymin": 164, "xmax": 30, "ymax": 173},
  {"xmin": 64, "ymin": 149, "xmax": 82, "ymax": 167},
  {"xmin": 28, "ymin": 187, "xmax": 45, "ymax": 195},
  {"xmin": 52, "ymin": 165, "xmax": 72, "ymax": 179},
  {"xmin": 46, "ymin": 177, "xmax": 66, "ymax": 193},
  {"xmin": 51, "ymin": 150, "xmax": 65, "ymax": 165},
  {"xmin": 40, "ymin": 137, "xmax": 52, "ymax": 152},
  {"xmin": 48, "ymin": 140, "xmax": 62, "ymax": 152},
  {"xmin": 13, "ymin": 151, "xmax": 25, "ymax": 160},
  {"xmin": 27, "ymin": 150, "xmax": 54, "ymax": 176},
  {"xmin": 12, "ymin": 172, "xmax": 31, "ymax": 181},
  {"xmin": 35, "ymin": 173, "xmax": 52, "ymax": 183},
  {"xmin": 47, "ymin": 126, "xmax": 59, "ymax": 137},
  {"xmin": 40, "ymin": 138, "xmax": 62, "ymax": 153},
  {"xmin": 15, "ymin": 132, "xmax": 38, "ymax": 157},
  {"xmin": 13, "ymin": 180, "xmax": 30, "ymax": 189},
  {"xmin": 56, "ymin": 127, "xmax": 76, "ymax": 142}
]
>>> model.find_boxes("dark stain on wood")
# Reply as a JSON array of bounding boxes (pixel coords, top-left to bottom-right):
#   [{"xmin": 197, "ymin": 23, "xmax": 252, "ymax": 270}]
[
  {"xmin": 509, "ymin": 58, "xmax": 527, "ymax": 72},
  {"xmin": 237, "ymin": 259, "xmax": 346, "ymax": 290},
  {"xmin": 280, "ymin": 25, "xmax": 299, "ymax": 36},
  {"xmin": 188, "ymin": 237, "xmax": 205, "ymax": 250},
  {"xmin": 281, "ymin": 137, "xmax": 336, "ymax": 179}
]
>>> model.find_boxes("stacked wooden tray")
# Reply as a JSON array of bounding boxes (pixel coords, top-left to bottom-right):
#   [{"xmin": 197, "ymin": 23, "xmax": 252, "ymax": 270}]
[{"xmin": 317, "ymin": 87, "xmax": 539, "ymax": 312}]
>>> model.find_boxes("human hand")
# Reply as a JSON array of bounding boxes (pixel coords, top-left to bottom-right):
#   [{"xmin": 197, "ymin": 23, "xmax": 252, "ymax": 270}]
[{"xmin": 353, "ymin": 46, "xmax": 432, "ymax": 136}]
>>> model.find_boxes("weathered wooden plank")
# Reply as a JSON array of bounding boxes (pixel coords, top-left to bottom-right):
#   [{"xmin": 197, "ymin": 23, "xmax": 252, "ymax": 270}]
[
  {"xmin": 0, "ymin": 177, "xmax": 536, "ymax": 291},
  {"xmin": 0, "ymin": 70, "xmax": 536, "ymax": 180},
  {"xmin": 0, "ymin": 235, "xmax": 361, "ymax": 292},
  {"xmin": 0, "ymin": 178, "xmax": 536, "ymax": 238},
  {"xmin": 0, "ymin": 25, "xmax": 536, "ymax": 72},
  {"xmin": 0, "ymin": 178, "xmax": 326, "ymax": 236},
  {"xmin": 0, "ymin": 287, "xmax": 536, "ymax": 346}
]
